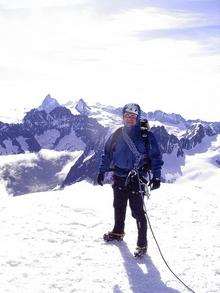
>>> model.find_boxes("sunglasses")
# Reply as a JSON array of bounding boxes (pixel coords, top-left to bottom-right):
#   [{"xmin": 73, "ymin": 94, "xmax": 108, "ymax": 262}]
[{"xmin": 123, "ymin": 113, "xmax": 137, "ymax": 119}]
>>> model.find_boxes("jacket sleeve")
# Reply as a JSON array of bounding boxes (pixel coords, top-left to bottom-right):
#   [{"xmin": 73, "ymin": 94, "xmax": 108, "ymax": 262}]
[
  {"xmin": 148, "ymin": 132, "xmax": 164, "ymax": 179},
  {"xmin": 99, "ymin": 133, "xmax": 114, "ymax": 173}
]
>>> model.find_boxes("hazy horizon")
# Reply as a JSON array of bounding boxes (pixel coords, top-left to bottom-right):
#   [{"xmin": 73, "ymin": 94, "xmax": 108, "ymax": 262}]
[{"xmin": 0, "ymin": 0, "xmax": 220, "ymax": 121}]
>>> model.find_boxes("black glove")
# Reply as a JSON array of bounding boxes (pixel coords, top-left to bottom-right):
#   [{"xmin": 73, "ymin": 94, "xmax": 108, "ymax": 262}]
[
  {"xmin": 97, "ymin": 172, "xmax": 105, "ymax": 186},
  {"xmin": 149, "ymin": 178, "xmax": 161, "ymax": 190}
]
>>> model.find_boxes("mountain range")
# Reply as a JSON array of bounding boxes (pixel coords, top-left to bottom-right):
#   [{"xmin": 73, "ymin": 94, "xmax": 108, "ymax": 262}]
[{"xmin": 0, "ymin": 94, "xmax": 219, "ymax": 189}]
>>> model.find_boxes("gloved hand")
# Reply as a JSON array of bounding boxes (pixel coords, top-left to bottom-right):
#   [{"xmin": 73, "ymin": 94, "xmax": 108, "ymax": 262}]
[
  {"xmin": 149, "ymin": 178, "xmax": 161, "ymax": 190},
  {"xmin": 97, "ymin": 172, "xmax": 105, "ymax": 186}
]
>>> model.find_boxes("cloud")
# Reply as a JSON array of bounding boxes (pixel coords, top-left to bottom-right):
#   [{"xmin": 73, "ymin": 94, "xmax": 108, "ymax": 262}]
[
  {"xmin": 136, "ymin": 0, "xmax": 220, "ymax": 16},
  {"xmin": 137, "ymin": 25, "xmax": 220, "ymax": 54},
  {"xmin": 138, "ymin": 25, "xmax": 220, "ymax": 40},
  {"xmin": 0, "ymin": 1, "xmax": 219, "ymax": 121}
]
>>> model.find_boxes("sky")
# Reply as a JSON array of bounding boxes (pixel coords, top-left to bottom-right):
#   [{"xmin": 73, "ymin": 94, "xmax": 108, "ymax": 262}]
[{"xmin": 0, "ymin": 0, "xmax": 220, "ymax": 121}]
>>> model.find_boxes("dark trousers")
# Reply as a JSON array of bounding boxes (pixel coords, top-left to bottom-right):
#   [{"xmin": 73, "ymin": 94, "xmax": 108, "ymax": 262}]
[{"xmin": 112, "ymin": 175, "xmax": 147, "ymax": 247}]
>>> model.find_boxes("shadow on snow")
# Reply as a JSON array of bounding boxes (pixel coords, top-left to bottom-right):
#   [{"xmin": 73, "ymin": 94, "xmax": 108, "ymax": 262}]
[{"xmin": 113, "ymin": 242, "xmax": 180, "ymax": 293}]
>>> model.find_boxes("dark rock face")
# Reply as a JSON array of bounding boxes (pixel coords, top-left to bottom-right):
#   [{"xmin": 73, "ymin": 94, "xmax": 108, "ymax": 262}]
[
  {"xmin": 151, "ymin": 126, "xmax": 182, "ymax": 155},
  {"xmin": 180, "ymin": 124, "xmax": 205, "ymax": 150},
  {"xmin": 0, "ymin": 122, "xmax": 41, "ymax": 154}
]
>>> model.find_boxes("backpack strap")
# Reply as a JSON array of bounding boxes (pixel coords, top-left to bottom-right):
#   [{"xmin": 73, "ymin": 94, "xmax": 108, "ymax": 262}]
[
  {"xmin": 109, "ymin": 127, "xmax": 151, "ymax": 154},
  {"xmin": 122, "ymin": 127, "xmax": 144, "ymax": 169},
  {"xmin": 109, "ymin": 127, "xmax": 123, "ymax": 153},
  {"xmin": 109, "ymin": 126, "xmax": 151, "ymax": 169}
]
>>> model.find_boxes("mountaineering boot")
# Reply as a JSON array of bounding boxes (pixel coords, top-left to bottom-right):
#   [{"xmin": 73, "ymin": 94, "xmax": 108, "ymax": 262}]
[
  {"xmin": 134, "ymin": 246, "xmax": 147, "ymax": 258},
  {"xmin": 103, "ymin": 231, "xmax": 125, "ymax": 242}
]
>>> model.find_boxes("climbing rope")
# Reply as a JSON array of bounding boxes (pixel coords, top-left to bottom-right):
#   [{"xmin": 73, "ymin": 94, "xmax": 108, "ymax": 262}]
[
  {"xmin": 121, "ymin": 127, "xmax": 196, "ymax": 292},
  {"xmin": 142, "ymin": 180, "xmax": 196, "ymax": 293}
]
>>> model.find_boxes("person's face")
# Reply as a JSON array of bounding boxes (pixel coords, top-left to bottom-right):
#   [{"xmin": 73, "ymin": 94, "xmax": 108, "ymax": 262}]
[{"xmin": 123, "ymin": 112, "xmax": 138, "ymax": 126}]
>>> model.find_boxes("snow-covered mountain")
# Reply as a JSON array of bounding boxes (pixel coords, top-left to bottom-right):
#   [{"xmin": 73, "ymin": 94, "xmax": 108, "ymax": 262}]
[
  {"xmin": 64, "ymin": 98, "xmax": 220, "ymax": 183},
  {"xmin": 0, "ymin": 95, "xmax": 219, "ymax": 194},
  {"xmin": 38, "ymin": 94, "xmax": 61, "ymax": 113},
  {"xmin": 65, "ymin": 98, "xmax": 92, "ymax": 116}
]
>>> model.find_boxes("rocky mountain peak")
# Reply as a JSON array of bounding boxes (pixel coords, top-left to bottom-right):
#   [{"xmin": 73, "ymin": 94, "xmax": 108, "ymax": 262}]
[
  {"xmin": 75, "ymin": 98, "xmax": 91, "ymax": 115},
  {"xmin": 38, "ymin": 94, "xmax": 61, "ymax": 113},
  {"xmin": 146, "ymin": 110, "xmax": 186, "ymax": 125}
]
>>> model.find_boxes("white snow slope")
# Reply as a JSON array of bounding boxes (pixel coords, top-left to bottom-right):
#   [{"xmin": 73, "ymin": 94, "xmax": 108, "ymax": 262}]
[{"xmin": 0, "ymin": 175, "xmax": 219, "ymax": 293}]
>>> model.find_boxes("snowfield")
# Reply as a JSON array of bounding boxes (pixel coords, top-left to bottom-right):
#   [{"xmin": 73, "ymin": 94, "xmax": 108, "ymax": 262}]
[{"xmin": 0, "ymin": 177, "xmax": 219, "ymax": 293}]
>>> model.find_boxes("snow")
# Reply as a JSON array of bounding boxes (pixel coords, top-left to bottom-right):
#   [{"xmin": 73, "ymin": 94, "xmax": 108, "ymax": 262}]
[
  {"xmin": 0, "ymin": 152, "xmax": 38, "ymax": 166},
  {"xmin": 0, "ymin": 101, "xmax": 219, "ymax": 292},
  {"xmin": 82, "ymin": 150, "xmax": 95, "ymax": 163},
  {"xmin": 161, "ymin": 134, "xmax": 220, "ymax": 183},
  {"xmin": 64, "ymin": 101, "xmax": 80, "ymax": 115},
  {"xmin": 0, "ymin": 173, "xmax": 219, "ymax": 292},
  {"xmin": 179, "ymin": 134, "xmax": 220, "ymax": 182},
  {"xmin": 184, "ymin": 134, "xmax": 218, "ymax": 156},
  {"xmin": 75, "ymin": 102, "xmax": 189, "ymax": 137},
  {"xmin": 88, "ymin": 105, "xmax": 122, "ymax": 128},
  {"xmin": 149, "ymin": 120, "xmax": 187, "ymax": 139},
  {"xmin": 0, "ymin": 107, "xmax": 29, "ymax": 124},
  {"xmin": 184, "ymin": 123, "xmax": 202, "ymax": 140},
  {"xmin": 161, "ymin": 146, "xmax": 185, "ymax": 182},
  {"xmin": 65, "ymin": 100, "xmax": 122, "ymax": 128}
]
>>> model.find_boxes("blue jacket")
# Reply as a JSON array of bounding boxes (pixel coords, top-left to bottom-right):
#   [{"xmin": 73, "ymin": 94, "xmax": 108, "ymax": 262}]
[{"xmin": 99, "ymin": 125, "xmax": 163, "ymax": 178}]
